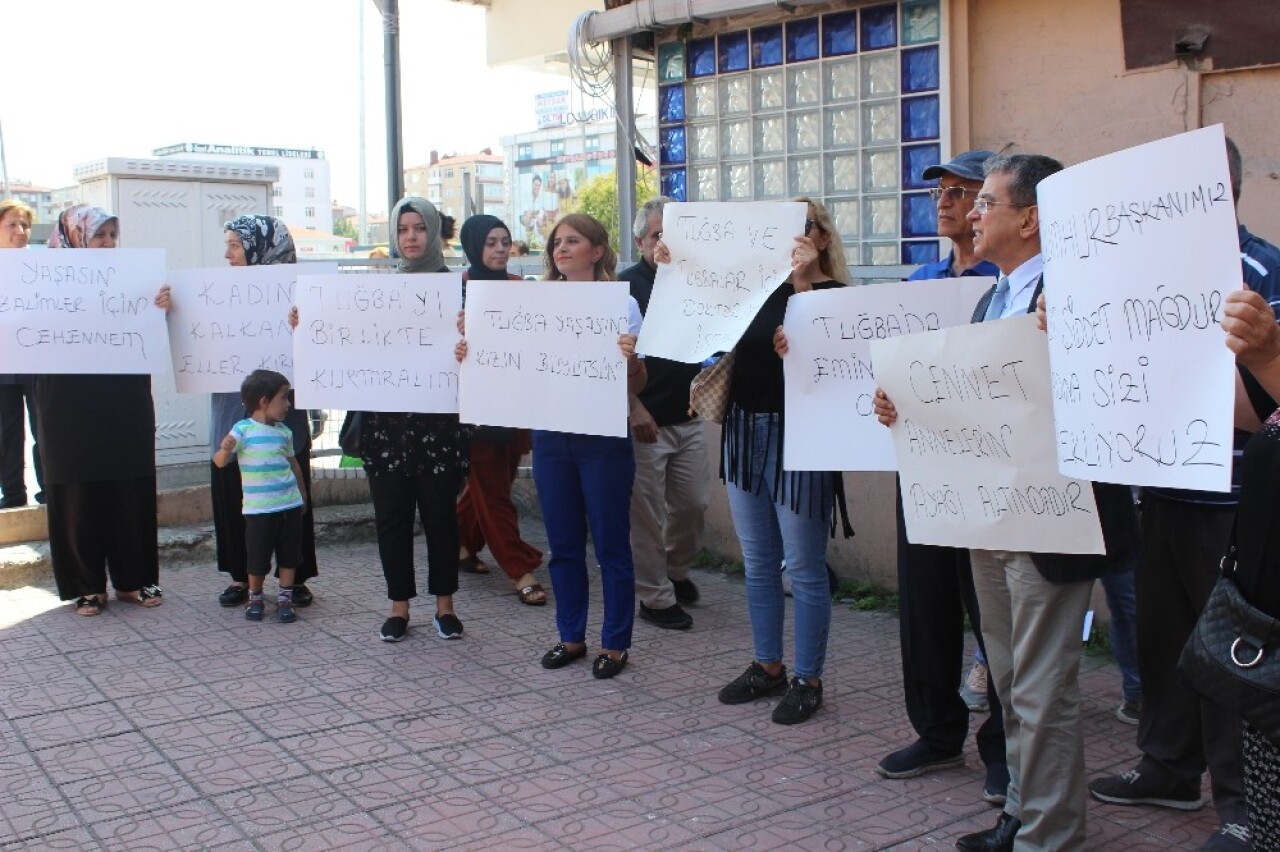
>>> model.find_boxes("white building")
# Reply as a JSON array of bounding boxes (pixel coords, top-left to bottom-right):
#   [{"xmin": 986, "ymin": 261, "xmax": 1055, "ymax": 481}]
[
  {"xmin": 153, "ymin": 142, "xmax": 331, "ymax": 234},
  {"xmin": 501, "ymin": 107, "xmax": 657, "ymax": 251}
]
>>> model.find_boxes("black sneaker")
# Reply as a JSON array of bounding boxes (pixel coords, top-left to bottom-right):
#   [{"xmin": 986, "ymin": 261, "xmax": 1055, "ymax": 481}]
[
  {"xmin": 1201, "ymin": 823, "xmax": 1251, "ymax": 851},
  {"xmin": 219, "ymin": 584, "xmax": 248, "ymax": 607},
  {"xmin": 380, "ymin": 616, "xmax": 409, "ymax": 642},
  {"xmin": 1088, "ymin": 769, "xmax": 1204, "ymax": 810},
  {"xmin": 672, "ymin": 578, "xmax": 700, "ymax": 605},
  {"xmin": 772, "ymin": 677, "xmax": 823, "ymax": 725},
  {"xmin": 638, "ymin": 602, "xmax": 693, "ymax": 630},
  {"xmin": 874, "ymin": 740, "xmax": 965, "ymax": 779},
  {"xmin": 718, "ymin": 661, "xmax": 788, "ymax": 705},
  {"xmin": 292, "ymin": 584, "xmax": 314, "ymax": 607},
  {"xmin": 433, "ymin": 613, "xmax": 464, "ymax": 640}
]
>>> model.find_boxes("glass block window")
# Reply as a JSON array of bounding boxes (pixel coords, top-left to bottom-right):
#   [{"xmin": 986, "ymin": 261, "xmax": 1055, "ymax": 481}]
[{"xmin": 658, "ymin": 1, "xmax": 944, "ymax": 264}]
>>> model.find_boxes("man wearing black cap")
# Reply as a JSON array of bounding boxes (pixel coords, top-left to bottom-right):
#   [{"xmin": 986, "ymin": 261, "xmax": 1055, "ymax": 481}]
[{"xmin": 875, "ymin": 150, "xmax": 1008, "ymax": 805}]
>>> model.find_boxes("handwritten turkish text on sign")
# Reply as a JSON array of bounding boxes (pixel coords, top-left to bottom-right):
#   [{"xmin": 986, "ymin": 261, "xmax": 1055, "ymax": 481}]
[
  {"xmin": 871, "ymin": 315, "xmax": 1105, "ymax": 554},
  {"xmin": 0, "ymin": 248, "xmax": 167, "ymax": 374},
  {"xmin": 460, "ymin": 281, "xmax": 631, "ymax": 438},
  {"xmin": 783, "ymin": 277, "xmax": 993, "ymax": 471},
  {"xmin": 292, "ymin": 273, "xmax": 462, "ymax": 412},
  {"xmin": 166, "ymin": 264, "xmax": 336, "ymax": 392},
  {"xmin": 1039, "ymin": 125, "xmax": 1237, "ymax": 491},
  {"xmin": 637, "ymin": 201, "xmax": 806, "ymax": 363}
]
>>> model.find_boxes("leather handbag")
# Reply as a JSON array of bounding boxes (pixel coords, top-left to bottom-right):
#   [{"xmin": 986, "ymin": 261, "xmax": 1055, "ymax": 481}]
[
  {"xmin": 1177, "ymin": 536, "xmax": 1280, "ymax": 742},
  {"xmin": 339, "ymin": 410, "xmax": 364, "ymax": 457},
  {"xmin": 687, "ymin": 351, "xmax": 735, "ymax": 423}
]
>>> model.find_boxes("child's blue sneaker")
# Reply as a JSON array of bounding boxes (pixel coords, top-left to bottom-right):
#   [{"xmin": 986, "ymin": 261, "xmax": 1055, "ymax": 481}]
[
  {"xmin": 277, "ymin": 602, "xmax": 296, "ymax": 624},
  {"xmin": 245, "ymin": 599, "xmax": 265, "ymax": 621}
]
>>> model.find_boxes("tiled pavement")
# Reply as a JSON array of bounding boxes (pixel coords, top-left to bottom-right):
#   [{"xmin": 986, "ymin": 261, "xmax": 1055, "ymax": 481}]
[{"xmin": 1, "ymin": 530, "xmax": 1219, "ymax": 850}]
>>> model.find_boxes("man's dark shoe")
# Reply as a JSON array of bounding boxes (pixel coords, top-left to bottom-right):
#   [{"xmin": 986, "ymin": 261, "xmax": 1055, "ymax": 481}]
[
  {"xmin": 219, "ymin": 584, "xmax": 248, "ymax": 607},
  {"xmin": 875, "ymin": 740, "xmax": 965, "ymax": 779},
  {"xmin": 982, "ymin": 762, "xmax": 1009, "ymax": 806},
  {"xmin": 639, "ymin": 602, "xmax": 693, "ymax": 630},
  {"xmin": 955, "ymin": 813, "xmax": 1020, "ymax": 852},
  {"xmin": 379, "ymin": 616, "xmax": 409, "ymax": 642},
  {"xmin": 718, "ymin": 661, "xmax": 788, "ymax": 704},
  {"xmin": 292, "ymin": 584, "xmax": 314, "ymax": 607},
  {"xmin": 1088, "ymin": 769, "xmax": 1204, "ymax": 811},
  {"xmin": 1201, "ymin": 823, "xmax": 1251, "ymax": 851},
  {"xmin": 672, "ymin": 578, "xmax": 699, "ymax": 605},
  {"xmin": 771, "ymin": 677, "xmax": 823, "ymax": 725}
]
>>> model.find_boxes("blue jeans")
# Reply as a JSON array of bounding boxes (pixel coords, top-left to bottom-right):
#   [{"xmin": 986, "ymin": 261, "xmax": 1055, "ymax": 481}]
[
  {"xmin": 724, "ymin": 411, "xmax": 833, "ymax": 681},
  {"xmin": 532, "ymin": 431, "xmax": 635, "ymax": 651},
  {"xmin": 1100, "ymin": 567, "xmax": 1142, "ymax": 704}
]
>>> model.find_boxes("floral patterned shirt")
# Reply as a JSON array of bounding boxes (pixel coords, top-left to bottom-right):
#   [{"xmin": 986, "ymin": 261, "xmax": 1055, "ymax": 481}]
[{"xmin": 359, "ymin": 412, "xmax": 471, "ymax": 478}]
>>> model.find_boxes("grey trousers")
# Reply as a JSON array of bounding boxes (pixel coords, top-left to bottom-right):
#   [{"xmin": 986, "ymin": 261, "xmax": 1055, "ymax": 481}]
[
  {"xmin": 970, "ymin": 549, "xmax": 1093, "ymax": 852},
  {"xmin": 629, "ymin": 420, "xmax": 710, "ymax": 609}
]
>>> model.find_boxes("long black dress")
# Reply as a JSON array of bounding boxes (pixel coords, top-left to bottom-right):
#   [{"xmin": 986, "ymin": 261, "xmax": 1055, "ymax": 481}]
[{"xmin": 35, "ymin": 374, "xmax": 159, "ymax": 601}]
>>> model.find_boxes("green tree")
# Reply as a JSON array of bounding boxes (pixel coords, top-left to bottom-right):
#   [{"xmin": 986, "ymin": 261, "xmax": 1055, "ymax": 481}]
[
  {"xmin": 333, "ymin": 217, "xmax": 358, "ymax": 239},
  {"xmin": 574, "ymin": 167, "xmax": 658, "ymax": 252}
]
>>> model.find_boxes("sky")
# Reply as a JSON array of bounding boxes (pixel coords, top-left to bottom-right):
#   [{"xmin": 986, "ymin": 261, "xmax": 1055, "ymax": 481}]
[{"xmin": 1, "ymin": 0, "xmax": 572, "ymax": 214}]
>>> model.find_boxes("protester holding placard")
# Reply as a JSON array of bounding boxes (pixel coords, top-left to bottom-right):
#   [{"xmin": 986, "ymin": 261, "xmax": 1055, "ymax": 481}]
[
  {"xmin": 455, "ymin": 214, "xmax": 546, "ymax": 607},
  {"xmin": 1215, "ymin": 287, "xmax": 1280, "ymax": 850},
  {"xmin": 193, "ymin": 216, "xmax": 323, "ymax": 610},
  {"xmin": 532, "ymin": 213, "xmax": 644, "ymax": 679},
  {"xmin": 875, "ymin": 155, "xmax": 1143, "ymax": 851},
  {"xmin": 35, "ymin": 205, "xmax": 166, "ymax": 616},
  {"xmin": 876, "ymin": 151, "xmax": 1008, "ymax": 799},
  {"xmin": 1088, "ymin": 137, "xmax": 1280, "ymax": 852},
  {"xmin": 713, "ymin": 198, "xmax": 852, "ymax": 726},
  {"xmin": 353, "ymin": 197, "xmax": 471, "ymax": 643},
  {"xmin": 0, "ymin": 199, "xmax": 44, "ymax": 509}
]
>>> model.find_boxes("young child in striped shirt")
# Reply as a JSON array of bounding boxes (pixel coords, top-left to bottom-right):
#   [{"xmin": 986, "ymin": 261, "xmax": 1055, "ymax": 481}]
[{"xmin": 213, "ymin": 369, "xmax": 309, "ymax": 623}]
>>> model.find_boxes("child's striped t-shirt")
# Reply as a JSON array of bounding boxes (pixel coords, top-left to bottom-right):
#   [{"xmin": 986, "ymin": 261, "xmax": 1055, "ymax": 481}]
[{"xmin": 228, "ymin": 418, "xmax": 303, "ymax": 515}]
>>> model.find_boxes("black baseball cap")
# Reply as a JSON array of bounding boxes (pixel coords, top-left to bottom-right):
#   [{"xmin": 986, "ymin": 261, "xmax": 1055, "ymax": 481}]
[{"xmin": 921, "ymin": 150, "xmax": 997, "ymax": 182}]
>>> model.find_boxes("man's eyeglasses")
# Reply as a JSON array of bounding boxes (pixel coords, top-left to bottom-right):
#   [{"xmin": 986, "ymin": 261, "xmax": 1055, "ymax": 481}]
[
  {"xmin": 927, "ymin": 186, "xmax": 979, "ymax": 203},
  {"xmin": 972, "ymin": 197, "xmax": 1031, "ymax": 215}
]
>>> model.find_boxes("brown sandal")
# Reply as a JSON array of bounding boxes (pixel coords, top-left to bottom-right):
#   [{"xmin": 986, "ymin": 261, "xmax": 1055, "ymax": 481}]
[
  {"xmin": 459, "ymin": 555, "xmax": 490, "ymax": 574},
  {"xmin": 116, "ymin": 585, "xmax": 163, "ymax": 607},
  {"xmin": 517, "ymin": 583, "xmax": 547, "ymax": 606},
  {"xmin": 74, "ymin": 596, "xmax": 104, "ymax": 616}
]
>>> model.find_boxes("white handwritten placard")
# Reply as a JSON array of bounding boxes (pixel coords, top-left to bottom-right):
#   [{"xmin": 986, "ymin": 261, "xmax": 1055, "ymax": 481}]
[
  {"xmin": 166, "ymin": 263, "xmax": 337, "ymax": 392},
  {"xmin": 783, "ymin": 277, "xmax": 993, "ymax": 470},
  {"xmin": 871, "ymin": 315, "xmax": 1105, "ymax": 554},
  {"xmin": 1039, "ymin": 125, "xmax": 1237, "ymax": 491},
  {"xmin": 636, "ymin": 201, "xmax": 806, "ymax": 362},
  {"xmin": 0, "ymin": 248, "xmax": 168, "ymax": 374},
  {"xmin": 292, "ymin": 272, "xmax": 462, "ymax": 412},
  {"xmin": 459, "ymin": 281, "xmax": 631, "ymax": 437}
]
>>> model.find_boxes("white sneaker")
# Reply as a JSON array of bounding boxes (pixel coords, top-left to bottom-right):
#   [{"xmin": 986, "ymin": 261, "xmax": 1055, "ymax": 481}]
[{"xmin": 959, "ymin": 660, "xmax": 990, "ymax": 713}]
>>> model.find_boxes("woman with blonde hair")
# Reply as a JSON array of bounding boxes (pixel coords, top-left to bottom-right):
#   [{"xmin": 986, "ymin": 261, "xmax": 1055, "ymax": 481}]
[
  {"xmin": 712, "ymin": 197, "xmax": 851, "ymax": 724},
  {"xmin": 0, "ymin": 199, "xmax": 43, "ymax": 509}
]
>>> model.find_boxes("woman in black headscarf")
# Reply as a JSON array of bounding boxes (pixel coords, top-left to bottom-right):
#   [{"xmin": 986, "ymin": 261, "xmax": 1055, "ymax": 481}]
[
  {"xmin": 359, "ymin": 197, "xmax": 472, "ymax": 642},
  {"xmin": 455, "ymin": 215, "xmax": 545, "ymax": 605},
  {"xmin": 38, "ymin": 205, "xmax": 167, "ymax": 616},
  {"xmin": 207, "ymin": 216, "xmax": 320, "ymax": 609}
]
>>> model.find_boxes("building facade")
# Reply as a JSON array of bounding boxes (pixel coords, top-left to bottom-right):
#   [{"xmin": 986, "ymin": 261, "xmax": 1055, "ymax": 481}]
[
  {"xmin": 405, "ymin": 151, "xmax": 506, "ymax": 225},
  {"xmin": 1, "ymin": 181, "xmax": 56, "ymax": 223},
  {"xmin": 500, "ymin": 111, "xmax": 658, "ymax": 251},
  {"xmin": 153, "ymin": 142, "xmax": 332, "ymax": 234}
]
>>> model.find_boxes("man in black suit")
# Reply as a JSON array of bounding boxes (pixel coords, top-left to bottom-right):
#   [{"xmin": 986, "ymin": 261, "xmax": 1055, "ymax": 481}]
[{"xmin": 874, "ymin": 153, "xmax": 1141, "ymax": 852}]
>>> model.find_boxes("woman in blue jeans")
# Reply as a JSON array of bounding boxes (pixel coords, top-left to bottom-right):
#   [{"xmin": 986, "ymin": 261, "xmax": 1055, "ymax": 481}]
[
  {"xmin": 464, "ymin": 213, "xmax": 645, "ymax": 678},
  {"xmin": 716, "ymin": 198, "xmax": 852, "ymax": 725}
]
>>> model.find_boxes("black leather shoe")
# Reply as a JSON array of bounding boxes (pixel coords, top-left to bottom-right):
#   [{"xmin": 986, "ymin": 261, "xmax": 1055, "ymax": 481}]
[
  {"xmin": 592, "ymin": 650, "xmax": 628, "ymax": 679},
  {"xmin": 955, "ymin": 813, "xmax": 1020, "ymax": 852},
  {"xmin": 218, "ymin": 584, "xmax": 248, "ymax": 607},
  {"xmin": 671, "ymin": 578, "xmax": 699, "ymax": 605},
  {"xmin": 292, "ymin": 584, "xmax": 314, "ymax": 607},
  {"xmin": 541, "ymin": 643, "xmax": 587, "ymax": 669}
]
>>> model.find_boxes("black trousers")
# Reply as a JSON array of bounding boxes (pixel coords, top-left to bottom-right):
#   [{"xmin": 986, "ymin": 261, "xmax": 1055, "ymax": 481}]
[
  {"xmin": 896, "ymin": 484, "xmax": 1005, "ymax": 768},
  {"xmin": 367, "ymin": 467, "xmax": 461, "ymax": 601},
  {"xmin": 47, "ymin": 477, "xmax": 158, "ymax": 601},
  {"xmin": 0, "ymin": 380, "xmax": 43, "ymax": 506},
  {"xmin": 1136, "ymin": 496, "xmax": 1245, "ymax": 822},
  {"xmin": 210, "ymin": 453, "xmax": 318, "ymax": 584}
]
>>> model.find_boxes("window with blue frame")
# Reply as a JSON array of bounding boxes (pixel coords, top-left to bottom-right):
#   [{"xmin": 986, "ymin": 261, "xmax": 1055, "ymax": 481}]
[{"xmin": 657, "ymin": 0, "xmax": 945, "ymax": 267}]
